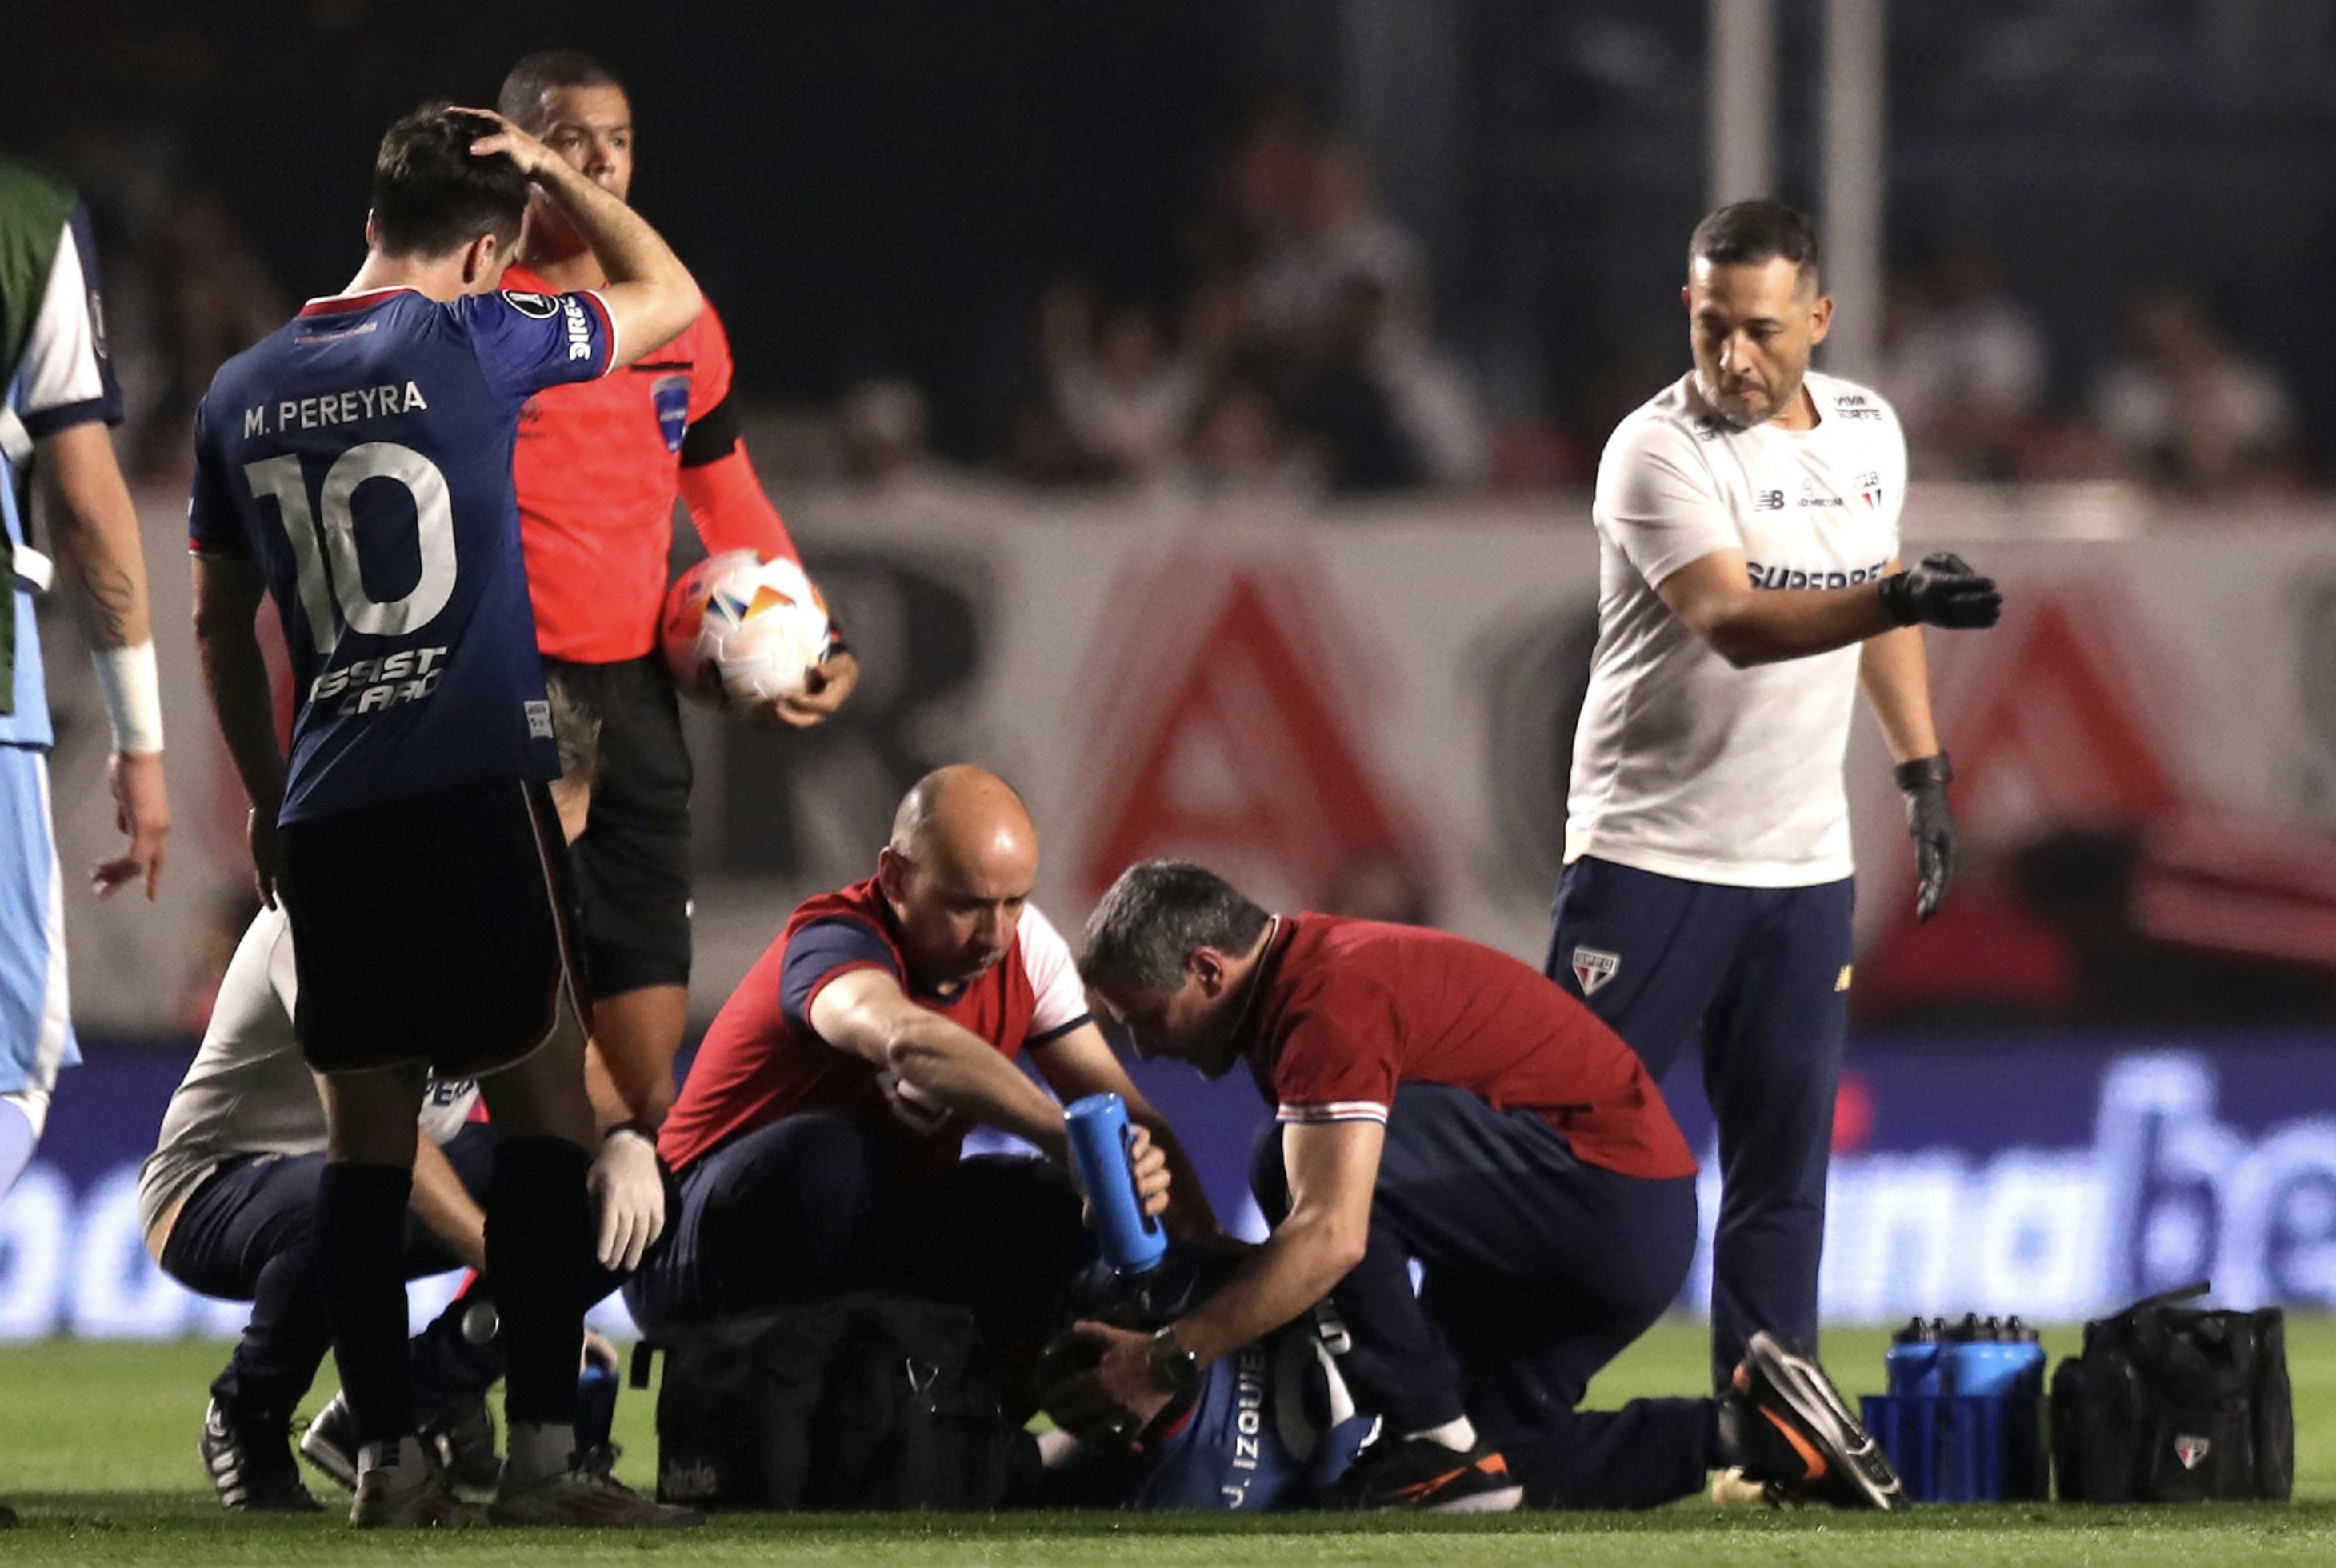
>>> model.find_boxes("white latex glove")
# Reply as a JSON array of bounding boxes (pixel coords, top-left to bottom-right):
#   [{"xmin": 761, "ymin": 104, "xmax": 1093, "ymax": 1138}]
[{"xmin": 588, "ymin": 1126, "xmax": 666, "ymax": 1272}]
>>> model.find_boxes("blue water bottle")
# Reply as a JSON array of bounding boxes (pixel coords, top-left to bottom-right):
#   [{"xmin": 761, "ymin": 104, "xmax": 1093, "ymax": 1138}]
[
  {"xmin": 1947, "ymin": 1316, "xmax": 2046, "ymax": 1398},
  {"xmin": 1064, "ymin": 1092, "xmax": 1166, "ymax": 1275},
  {"xmin": 574, "ymin": 1359, "xmax": 619, "ymax": 1454},
  {"xmin": 1885, "ymin": 1316, "xmax": 1944, "ymax": 1395}
]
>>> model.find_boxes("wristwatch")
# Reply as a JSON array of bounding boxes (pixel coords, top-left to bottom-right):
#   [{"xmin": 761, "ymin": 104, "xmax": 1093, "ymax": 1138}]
[{"xmin": 1145, "ymin": 1325, "xmax": 1200, "ymax": 1397}]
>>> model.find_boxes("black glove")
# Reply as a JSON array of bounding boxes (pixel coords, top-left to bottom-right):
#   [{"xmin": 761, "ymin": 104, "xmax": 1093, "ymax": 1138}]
[
  {"xmin": 1878, "ymin": 552, "xmax": 2002, "ymax": 629},
  {"xmin": 1894, "ymin": 753, "xmax": 1956, "ymax": 922}
]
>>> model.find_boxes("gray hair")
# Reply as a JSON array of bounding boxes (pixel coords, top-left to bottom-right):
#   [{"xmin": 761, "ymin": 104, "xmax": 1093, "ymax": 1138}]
[{"xmin": 1079, "ymin": 859, "xmax": 1270, "ymax": 993}]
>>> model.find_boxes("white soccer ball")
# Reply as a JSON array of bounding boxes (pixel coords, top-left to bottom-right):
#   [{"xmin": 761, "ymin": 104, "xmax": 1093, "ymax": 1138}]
[{"xmin": 659, "ymin": 550, "xmax": 836, "ymax": 709}]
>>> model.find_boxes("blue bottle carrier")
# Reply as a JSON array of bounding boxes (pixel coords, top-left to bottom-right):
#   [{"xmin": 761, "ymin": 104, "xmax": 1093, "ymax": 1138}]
[{"xmin": 1858, "ymin": 1314, "xmax": 2049, "ymax": 1503}]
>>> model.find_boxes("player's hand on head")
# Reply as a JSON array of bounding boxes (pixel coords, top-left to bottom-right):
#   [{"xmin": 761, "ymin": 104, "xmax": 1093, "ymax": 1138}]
[
  {"xmin": 94, "ymin": 750, "xmax": 170, "ymax": 901},
  {"xmin": 452, "ymin": 107, "xmax": 554, "ymax": 179}
]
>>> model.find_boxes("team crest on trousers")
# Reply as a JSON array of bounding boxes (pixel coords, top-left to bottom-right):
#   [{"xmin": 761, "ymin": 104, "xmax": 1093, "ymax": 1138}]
[{"xmin": 1571, "ymin": 946, "xmax": 1619, "ymax": 995}]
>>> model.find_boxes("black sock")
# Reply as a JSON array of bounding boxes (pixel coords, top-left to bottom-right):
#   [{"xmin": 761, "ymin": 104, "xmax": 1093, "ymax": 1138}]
[
  {"xmin": 1712, "ymin": 1395, "xmax": 1742, "ymax": 1469},
  {"xmin": 487, "ymin": 1136, "xmax": 595, "ymax": 1429},
  {"xmin": 316, "ymin": 1161, "xmax": 416, "ymax": 1450}
]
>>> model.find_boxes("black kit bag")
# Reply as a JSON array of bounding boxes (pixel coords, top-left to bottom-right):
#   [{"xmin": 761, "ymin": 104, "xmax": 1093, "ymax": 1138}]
[
  {"xmin": 2050, "ymin": 1279, "xmax": 2293, "ymax": 1503},
  {"xmin": 631, "ymin": 1293, "xmax": 1038, "ymax": 1510}
]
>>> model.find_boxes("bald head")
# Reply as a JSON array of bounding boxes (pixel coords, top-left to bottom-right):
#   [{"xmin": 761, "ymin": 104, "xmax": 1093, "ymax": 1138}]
[
  {"xmin": 890, "ymin": 765, "xmax": 1032, "ymax": 856},
  {"xmin": 879, "ymin": 766, "xmax": 1039, "ymax": 990}
]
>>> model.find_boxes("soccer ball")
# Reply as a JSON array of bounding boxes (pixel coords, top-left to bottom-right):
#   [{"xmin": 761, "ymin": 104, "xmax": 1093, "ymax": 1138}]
[{"xmin": 659, "ymin": 550, "xmax": 835, "ymax": 709}]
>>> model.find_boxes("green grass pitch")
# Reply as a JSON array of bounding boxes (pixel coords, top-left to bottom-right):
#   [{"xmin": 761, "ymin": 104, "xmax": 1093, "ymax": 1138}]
[{"xmin": 1, "ymin": 1318, "xmax": 2330, "ymax": 1564}]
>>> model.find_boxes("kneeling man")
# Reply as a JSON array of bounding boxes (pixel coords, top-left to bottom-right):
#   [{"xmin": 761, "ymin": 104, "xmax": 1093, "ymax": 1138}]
[
  {"xmin": 627, "ymin": 766, "xmax": 1218, "ymax": 1359},
  {"xmin": 1056, "ymin": 859, "xmax": 1902, "ymax": 1512}
]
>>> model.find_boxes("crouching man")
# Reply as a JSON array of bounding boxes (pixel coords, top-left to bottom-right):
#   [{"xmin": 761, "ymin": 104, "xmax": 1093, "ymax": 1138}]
[
  {"xmin": 1050, "ymin": 859, "xmax": 1902, "ymax": 1512},
  {"xmin": 626, "ymin": 766, "xmax": 1220, "ymax": 1376}
]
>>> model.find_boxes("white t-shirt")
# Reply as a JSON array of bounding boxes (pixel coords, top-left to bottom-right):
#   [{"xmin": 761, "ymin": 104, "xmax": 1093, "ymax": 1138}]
[
  {"xmin": 137, "ymin": 905, "xmax": 480, "ymax": 1246},
  {"xmin": 1015, "ymin": 902, "xmax": 1094, "ymax": 1042},
  {"xmin": 1566, "ymin": 370, "xmax": 1908, "ymax": 886}
]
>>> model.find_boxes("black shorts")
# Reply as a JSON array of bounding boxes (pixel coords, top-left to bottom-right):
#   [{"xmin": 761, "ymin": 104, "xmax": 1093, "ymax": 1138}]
[
  {"xmin": 545, "ymin": 654, "xmax": 694, "ymax": 997},
  {"xmin": 278, "ymin": 777, "xmax": 586, "ymax": 1077}
]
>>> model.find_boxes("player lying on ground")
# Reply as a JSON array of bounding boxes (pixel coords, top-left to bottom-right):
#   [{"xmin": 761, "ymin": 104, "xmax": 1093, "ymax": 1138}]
[
  {"xmin": 1054, "ymin": 859, "xmax": 1904, "ymax": 1513},
  {"xmin": 1034, "ymin": 1243, "xmax": 1374, "ymax": 1512}
]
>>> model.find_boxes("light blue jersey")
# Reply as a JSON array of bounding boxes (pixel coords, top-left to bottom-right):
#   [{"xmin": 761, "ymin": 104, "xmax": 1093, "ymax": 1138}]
[{"xmin": 1, "ymin": 161, "xmax": 121, "ymax": 1095}]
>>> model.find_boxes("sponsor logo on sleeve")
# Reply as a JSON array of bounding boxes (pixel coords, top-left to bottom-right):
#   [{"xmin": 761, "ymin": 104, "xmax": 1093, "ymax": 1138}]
[
  {"xmin": 561, "ymin": 294, "xmax": 594, "ymax": 359},
  {"xmin": 653, "ymin": 374, "xmax": 691, "ymax": 452},
  {"xmin": 500, "ymin": 290, "xmax": 559, "ymax": 320}
]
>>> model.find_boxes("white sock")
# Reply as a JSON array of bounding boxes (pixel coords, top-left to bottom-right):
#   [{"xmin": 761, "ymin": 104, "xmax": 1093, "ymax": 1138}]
[
  {"xmin": 503, "ymin": 1421, "xmax": 578, "ymax": 1486},
  {"xmin": 1405, "ymin": 1414, "xmax": 1478, "ymax": 1452}
]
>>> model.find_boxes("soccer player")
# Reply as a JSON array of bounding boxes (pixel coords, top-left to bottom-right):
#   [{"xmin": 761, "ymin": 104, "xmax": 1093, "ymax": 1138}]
[
  {"xmin": 494, "ymin": 50, "xmax": 861, "ymax": 1159},
  {"xmin": 625, "ymin": 765, "xmax": 1218, "ymax": 1360},
  {"xmin": 1543, "ymin": 201, "xmax": 2001, "ymax": 1396},
  {"xmin": 141, "ymin": 683, "xmax": 601, "ymax": 1514},
  {"xmin": 0, "ymin": 146, "xmax": 170, "ymax": 1537},
  {"xmin": 1061, "ymin": 859, "xmax": 1903, "ymax": 1512},
  {"xmin": 188, "ymin": 103, "xmax": 699, "ymax": 1528},
  {"xmin": 1, "ymin": 155, "xmax": 171, "ymax": 1210},
  {"xmin": 1034, "ymin": 1246, "xmax": 1373, "ymax": 1512}
]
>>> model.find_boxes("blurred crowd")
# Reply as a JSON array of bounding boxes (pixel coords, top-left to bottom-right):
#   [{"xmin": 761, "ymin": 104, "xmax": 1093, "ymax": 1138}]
[{"xmin": 87, "ymin": 103, "xmax": 2314, "ymax": 504}]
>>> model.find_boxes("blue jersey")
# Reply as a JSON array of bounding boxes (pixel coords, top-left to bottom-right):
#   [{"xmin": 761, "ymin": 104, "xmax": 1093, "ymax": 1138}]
[
  {"xmin": 1046, "ymin": 1250, "xmax": 1372, "ymax": 1511},
  {"xmin": 188, "ymin": 286, "xmax": 613, "ymax": 822}
]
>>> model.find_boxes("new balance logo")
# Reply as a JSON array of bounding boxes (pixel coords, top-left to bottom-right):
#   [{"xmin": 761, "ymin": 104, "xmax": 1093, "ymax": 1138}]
[{"xmin": 1572, "ymin": 947, "xmax": 1619, "ymax": 995}]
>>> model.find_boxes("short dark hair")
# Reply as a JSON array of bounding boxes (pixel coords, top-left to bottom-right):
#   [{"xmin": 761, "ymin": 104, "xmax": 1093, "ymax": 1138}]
[
  {"xmin": 1690, "ymin": 199, "xmax": 1822, "ymax": 294},
  {"xmin": 498, "ymin": 50, "xmax": 626, "ymax": 131},
  {"xmin": 369, "ymin": 103, "xmax": 529, "ymax": 259},
  {"xmin": 1080, "ymin": 860, "xmax": 1271, "ymax": 994}
]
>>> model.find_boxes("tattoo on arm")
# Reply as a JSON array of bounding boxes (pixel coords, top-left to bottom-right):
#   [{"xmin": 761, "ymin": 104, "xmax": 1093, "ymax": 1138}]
[{"xmin": 74, "ymin": 560, "xmax": 137, "ymax": 646}]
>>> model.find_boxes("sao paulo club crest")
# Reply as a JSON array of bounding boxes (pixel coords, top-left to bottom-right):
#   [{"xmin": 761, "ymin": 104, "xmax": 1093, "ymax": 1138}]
[
  {"xmin": 1571, "ymin": 946, "xmax": 1619, "ymax": 996},
  {"xmin": 2173, "ymin": 1434, "xmax": 2211, "ymax": 1470}
]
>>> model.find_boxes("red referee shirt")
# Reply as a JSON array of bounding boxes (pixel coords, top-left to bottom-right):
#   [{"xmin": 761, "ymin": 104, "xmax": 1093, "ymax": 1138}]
[{"xmin": 504, "ymin": 265, "xmax": 794, "ymax": 663}]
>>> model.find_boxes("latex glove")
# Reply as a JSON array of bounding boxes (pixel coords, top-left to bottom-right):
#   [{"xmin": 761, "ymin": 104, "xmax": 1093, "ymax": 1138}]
[{"xmin": 588, "ymin": 1126, "xmax": 666, "ymax": 1272}]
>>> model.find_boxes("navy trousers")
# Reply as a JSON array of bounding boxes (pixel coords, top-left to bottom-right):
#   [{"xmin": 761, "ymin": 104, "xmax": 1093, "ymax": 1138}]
[
  {"xmin": 1254, "ymin": 1084, "xmax": 1713, "ymax": 1509},
  {"xmin": 625, "ymin": 1113, "xmax": 1090, "ymax": 1352},
  {"xmin": 160, "ymin": 1123, "xmax": 498, "ymax": 1425},
  {"xmin": 1545, "ymin": 855, "xmax": 1854, "ymax": 1390}
]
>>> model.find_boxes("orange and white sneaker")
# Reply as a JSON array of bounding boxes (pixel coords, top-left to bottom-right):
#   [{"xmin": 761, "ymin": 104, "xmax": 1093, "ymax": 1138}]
[
  {"xmin": 487, "ymin": 1466, "xmax": 705, "ymax": 1529},
  {"xmin": 1730, "ymin": 1331, "xmax": 1903, "ymax": 1510},
  {"xmin": 1329, "ymin": 1434, "xmax": 1525, "ymax": 1513}
]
